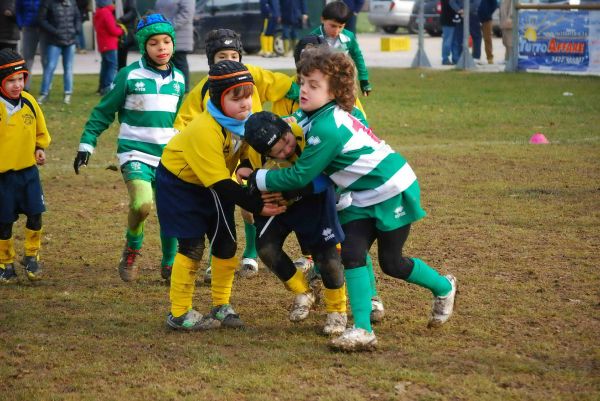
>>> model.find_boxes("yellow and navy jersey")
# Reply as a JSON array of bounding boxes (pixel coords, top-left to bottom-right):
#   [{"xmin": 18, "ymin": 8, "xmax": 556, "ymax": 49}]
[
  {"xmin": 173, "ymin": 64, "xmax": 293, "ymax": 132},
  {"xmin": 0, "ymin": 92, "xmax": 51, "ymax": 173},
  {"xmin": 161, "ymin": 110, "xmax": 248, "ymax": 187},
  {"xmin": 271, "ymin": 74, "xmax": 367, "ymax": 119}
]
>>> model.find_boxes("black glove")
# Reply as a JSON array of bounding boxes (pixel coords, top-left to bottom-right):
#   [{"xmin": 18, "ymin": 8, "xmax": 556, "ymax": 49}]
[
  {"xmin": 73, "ymin": 151, "xmax": 91, "ymax": 174},
  {"xmin": 246, "ymin": 170, "xmax": 259, "ymax": 196},
  {"xmin": 360, "ymin": 80, "xmax": 372, "ymax": 96}
]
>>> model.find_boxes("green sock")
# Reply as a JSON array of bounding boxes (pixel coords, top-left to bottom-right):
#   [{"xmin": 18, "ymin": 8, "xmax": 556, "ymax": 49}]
[
  {"xmin": 126, "ymin": 230, "xmax": 144, "ymax": 250},
  {"xmin": 243, "ymin": 222, "xmax": 257, "ymax": 259},
  {"xmin": 366, "ymin": 254, "xmax": 378, "ymax": 298},
  {"xmin": 207, "ymin": 248, "xmax": 212, "ymax": 267},
  {"xmin": 345, "ymin": 266, "xmax": 373, "ymax": 332},
  {"xmin": 406, "ymin": 258, "xmax": 451, "ymax": 297},
  {"xmin": 160, "ymin": 232, "xmax": 177, "ymax": 267}
]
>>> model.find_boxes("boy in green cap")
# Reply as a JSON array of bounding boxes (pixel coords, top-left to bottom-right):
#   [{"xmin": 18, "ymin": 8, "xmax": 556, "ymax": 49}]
[{"xmin": 74, "ymin": 14, "xmax": 184, "ymax": 283}]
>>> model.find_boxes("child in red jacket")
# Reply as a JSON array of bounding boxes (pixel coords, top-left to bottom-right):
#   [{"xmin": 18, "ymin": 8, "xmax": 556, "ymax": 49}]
[{"xmin": 94, "ymin": 0, "xmax": 124, "ymax": 95}]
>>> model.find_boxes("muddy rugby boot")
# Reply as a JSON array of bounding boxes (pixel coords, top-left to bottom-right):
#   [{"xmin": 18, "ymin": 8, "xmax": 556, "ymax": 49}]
[
  {"xmin": 118, "ymin": 245, "xmax": 141, "ymax": 282},
  {"xmin": 428, "ymin": 275, "xmax": 457, "ymax": 328}
]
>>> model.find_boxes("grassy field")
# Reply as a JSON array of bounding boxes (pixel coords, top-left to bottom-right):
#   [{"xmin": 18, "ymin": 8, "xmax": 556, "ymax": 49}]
[{"xmin": 1, "ymin": 69, "xmax": 599, "ymax": 401}]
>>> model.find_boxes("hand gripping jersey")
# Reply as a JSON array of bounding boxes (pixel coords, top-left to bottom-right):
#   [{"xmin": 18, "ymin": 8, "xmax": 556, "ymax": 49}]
[{"xmin": 256, "ymin": 102, "xmax": 425, "ymax": 225}]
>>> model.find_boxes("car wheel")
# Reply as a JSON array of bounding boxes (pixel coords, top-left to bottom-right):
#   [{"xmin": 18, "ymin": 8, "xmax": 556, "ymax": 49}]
[
  {"xmin": 382, "ymin": 26, "xmax": 399, "ymax": 34},
  {"xmin": 273, "ymin": 32, "xmax": 285, "ymax": 56},
  {"xmin": 408, "ymin": 18, "xmax": 418, "ymax": 34},
  {"xmin": 243, "ymin": 45, "xmax": 260, "ymax": 55},
  {"xmin": 426, "ymin": 29, "xmax": 442, "ymax": 37},
  {"xmin": 193, "ymin": 29, "xmax": 203, "ymax": 53}
]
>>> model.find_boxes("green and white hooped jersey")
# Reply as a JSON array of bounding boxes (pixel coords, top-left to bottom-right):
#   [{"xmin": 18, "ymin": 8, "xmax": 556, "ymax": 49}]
[
  {"xmin": 257, "ymin": 103, "xmax": 418, "ymax": 208},
  {"xmin": 79, "ymin": 59, "xmax": 185, "ymax": 168}
]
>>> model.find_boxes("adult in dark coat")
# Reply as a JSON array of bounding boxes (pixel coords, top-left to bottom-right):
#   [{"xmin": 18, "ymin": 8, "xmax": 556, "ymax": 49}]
[
  {"xmin": 16, "ymin": 0, "xmax": 45, "ymax": 90},
  {"xmin": 342, "ymin": 0, "xmax": 364, "ymax": 34},
  {"xmin": 37, "ymin": 0, "xmax": 81, "ymax": 104},
  {"xmin": 279, "ymin": 0, "xmax": 308, "ymax": 55},
  {"xmin": 117, "ymin": 0, "xmax": 137, "ymax": 69},
  {"xmin": 0, "ymin": 0, "xmax": 20, "ymax": 51},
  {"xmin": 75, "ymin": 0, "xmax": 90, "ymax": 51}
]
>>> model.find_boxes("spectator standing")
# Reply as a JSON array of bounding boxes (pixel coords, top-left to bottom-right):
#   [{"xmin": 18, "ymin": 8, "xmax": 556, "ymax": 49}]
[
  {"xmin": 450, "ymin": 0, "xmax": 482, "ymax": 62},
  {"xmin": 37, "ymin": 0, "xmax": 82, "ymax": 105},
  {"xmin": 478, "ymin": 0, "xmax": 497, "ymax": 64},
  {"xmin": 499, "ymin": 0, "xmax": 512, "ymax": 63},
  {"xmin": 154, "ymin": 0, "xmax": 195, "ymax": 92},
  {"xmin": 94, "ymin": 0, "xmax": 123, "ymax": 95},
  {"xmin": 76, "ymin": 0, "xmax": 91, "ymax": 53},
  {"xmin": 0, "ymin": 0, "xmax": 20, "ymax": 51},
  {"xmin": 116, "ymin": 0, "xmax": 137, "ymax": 69},
  {"xmin": 279, "ymin": 0, "xmax": 308, "ymax": 56},
  {"xmin": 440, "ymin": 0, "xmax": 459, "ymax": 65},
  {"xmin": 341, "ymin": 0, "xmax": 364, "ymax": 34},
  {"xmin": 16, "ymin": 0, "xmax": 46, "ymax": 91},
  {"xmin": 259, "ymin": 0, "xmax": 280, "ymax": 57}
]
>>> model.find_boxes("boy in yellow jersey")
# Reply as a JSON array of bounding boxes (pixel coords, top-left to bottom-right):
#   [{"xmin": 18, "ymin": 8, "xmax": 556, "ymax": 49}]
[
  {"xmin": 241, "ymin": 111, "xmax": 347, "ymax": 336},
  {"xmin": 174, "ymin": 29, "xmax": 296, "ymax": 281},
  {"xmin": 157, "ymin": 61, "xmax": 285, "ymax": 330},
  {"xmin": 0, "ymin": 49, "xmax": 51, "ymax": 283}
]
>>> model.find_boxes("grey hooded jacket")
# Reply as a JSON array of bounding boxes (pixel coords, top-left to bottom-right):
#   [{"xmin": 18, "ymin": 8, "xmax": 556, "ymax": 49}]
[{"xmin": 154, "ymin": 0, "xmax": 195, "ymax": 52}]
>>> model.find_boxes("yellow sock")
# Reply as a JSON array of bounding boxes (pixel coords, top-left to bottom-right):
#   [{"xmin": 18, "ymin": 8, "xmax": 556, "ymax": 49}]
[
  {"xmin": 24, "ymin": 227, "xmax": 42, "ymax": 257},
  {"xmin": 284, "ymin": 268, "xmax": 310, "ymax": 294},
  {"xmin": 259, "ymin": 33, "xmax": 267, "ymax": 54},
  {"xmin": 211, "ymin": 256, "xmax": 238, "ymax": 306},
  {"xmin": 0, "ymin": 238, "xmax": 15, "ymax": 264},
  {"xmin": 266, "ymin": 36, "xmax": 274, "ymax": 54},
  {"xmin": 323, "ymin": 285, "xmax": 347, "ymax": 313},
  {"xmin": 170, "ymin": 253, "xmax": 200, "ymax": 317}
]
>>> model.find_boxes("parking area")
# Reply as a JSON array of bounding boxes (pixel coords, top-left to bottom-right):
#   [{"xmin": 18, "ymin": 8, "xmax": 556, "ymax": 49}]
[{"xmin": 34, "ymin": 33, "xmax": 507, "ymax": 76}]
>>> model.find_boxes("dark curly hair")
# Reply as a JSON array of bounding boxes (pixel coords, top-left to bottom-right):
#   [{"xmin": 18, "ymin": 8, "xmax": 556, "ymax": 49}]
[{"xmin": 296, "ymin": 46, "xmax": 357, "ymax": 113}]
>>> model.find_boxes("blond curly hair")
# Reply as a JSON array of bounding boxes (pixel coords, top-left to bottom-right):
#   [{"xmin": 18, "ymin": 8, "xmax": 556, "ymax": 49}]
[{"xmin": 296, "ymin": 46, "xmax": 357, "ymax": 113}]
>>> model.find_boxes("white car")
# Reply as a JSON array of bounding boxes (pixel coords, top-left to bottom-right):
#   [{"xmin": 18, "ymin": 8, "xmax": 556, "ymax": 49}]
[{"xmin": 368, "ymin": 0, "xmax": 417, "ymax": 34}]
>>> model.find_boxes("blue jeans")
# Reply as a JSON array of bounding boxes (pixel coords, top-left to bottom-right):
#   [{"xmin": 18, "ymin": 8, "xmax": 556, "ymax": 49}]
[
  {"xmin": 20, "ymin": 27, "xmax": 47, "ymax": 91},
  {"xmin": 99, "ymin": 50, "xmax": 118, "ymax": 93},
  {"xmin": 40, "ymin": 44, "xmax": 75, "ymax": 96},
  {"xmin": 77, "ymin": 30, "xmax": 86, "ymax": 50},
  {"xmin": 441, "ymin": 25, "xmax": 458, "ymax": 64},
  {"xmin": 453, "ymin": 14, "xmax": 482, "ymax": 60}
]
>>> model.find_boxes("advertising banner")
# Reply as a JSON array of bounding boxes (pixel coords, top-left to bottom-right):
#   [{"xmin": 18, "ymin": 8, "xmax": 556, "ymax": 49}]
[{"xmin": 518, "ymin": 10, "xmax": 600, "ymax": 73}]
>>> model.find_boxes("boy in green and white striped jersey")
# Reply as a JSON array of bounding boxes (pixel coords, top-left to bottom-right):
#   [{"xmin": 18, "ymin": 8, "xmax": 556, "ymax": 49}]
[
  {"xmin": 251, "ymin": 46, "xmax": 458, "ymax": 351},
  {"xmin": 73, "ymin": 14, "xmax": 184, "ymax": 283}
]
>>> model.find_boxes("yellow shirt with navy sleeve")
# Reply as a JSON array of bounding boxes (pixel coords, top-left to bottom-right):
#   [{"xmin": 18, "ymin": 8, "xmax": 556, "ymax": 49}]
[
  {"xmin": 271, "ymin": 74, "xmax": 367, "ymax": 118},
  {"xmin": 161, "ymin": 110, "xmax": 248, "ymax": 187},
  {"xmin": 0, "ymin": 92, "xmax": 51, "ymax": 173},
  {"xmin": 173, "ymin": 64, "xmax": 293, "ymax": 132}
]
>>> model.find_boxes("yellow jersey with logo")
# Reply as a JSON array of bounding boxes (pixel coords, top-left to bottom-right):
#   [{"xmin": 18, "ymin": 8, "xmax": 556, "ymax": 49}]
[
  {"xmin": 161, "ymin": 110, "xmax": 248, "ymax": 187},
  {"xmin": 0, "ymin": 92, "xmax": 50, "ymax": 173}
]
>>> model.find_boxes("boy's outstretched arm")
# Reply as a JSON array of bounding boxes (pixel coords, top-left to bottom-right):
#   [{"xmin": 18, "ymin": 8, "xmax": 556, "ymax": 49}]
[{"xmin": 74, "ymin": 68, "xmax": 128, "ymax": 174}]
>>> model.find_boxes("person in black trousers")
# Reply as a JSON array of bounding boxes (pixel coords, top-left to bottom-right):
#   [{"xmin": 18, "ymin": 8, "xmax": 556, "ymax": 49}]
[{"xmin": 117, "ymin": 0, "xmax": 137, "ymax": 69}]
